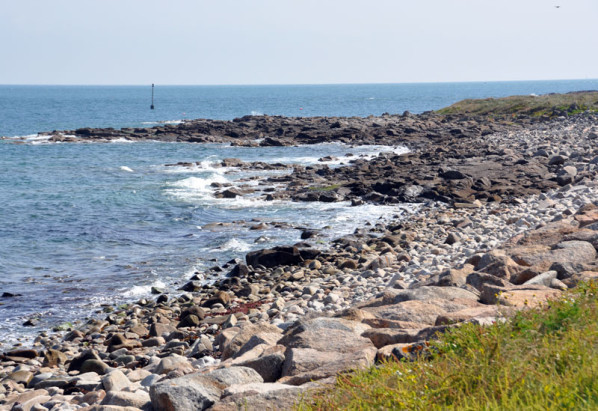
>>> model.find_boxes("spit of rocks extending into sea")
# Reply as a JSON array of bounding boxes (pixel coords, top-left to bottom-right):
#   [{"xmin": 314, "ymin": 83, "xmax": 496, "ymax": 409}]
[
  {"xmin": 21, "ymin": 109, "xmax": 598, "ymax": 208},
  {"xmin": 2, "ymin": 109, "xmax": 598, "ymax": 410}
]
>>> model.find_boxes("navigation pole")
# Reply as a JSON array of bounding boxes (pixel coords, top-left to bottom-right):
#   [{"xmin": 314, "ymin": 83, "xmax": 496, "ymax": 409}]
[{"xmin": 150, "ymin": 84, "xmax": 155, "ymax": 110}]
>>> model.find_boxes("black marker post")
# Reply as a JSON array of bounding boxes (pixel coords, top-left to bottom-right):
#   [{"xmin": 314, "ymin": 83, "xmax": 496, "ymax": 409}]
[{"xmin": 150, "ymin": 84, "xmax": 155, "ymax": 110}]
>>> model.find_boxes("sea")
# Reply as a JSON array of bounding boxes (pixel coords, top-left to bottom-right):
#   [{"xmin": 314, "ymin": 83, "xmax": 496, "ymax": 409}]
[{"xmin": 1, "ymin": 79, "xmax": 597, "ymax": 346}]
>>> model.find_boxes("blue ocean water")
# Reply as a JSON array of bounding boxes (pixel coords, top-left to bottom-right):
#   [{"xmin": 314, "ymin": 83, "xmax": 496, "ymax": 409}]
[
  {"xmin": 1, "ymin": 80, "xmax": 597, "ymax": 345},
  {"xmin": 2, "ymin": 80, "xmax": 598, "ymax": 137}
]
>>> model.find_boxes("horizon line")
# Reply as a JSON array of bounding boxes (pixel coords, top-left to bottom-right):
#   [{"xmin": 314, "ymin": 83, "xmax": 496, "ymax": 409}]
[{"xmin": 1, "ymin": 78, "xmax": 598, "ymax": 87}]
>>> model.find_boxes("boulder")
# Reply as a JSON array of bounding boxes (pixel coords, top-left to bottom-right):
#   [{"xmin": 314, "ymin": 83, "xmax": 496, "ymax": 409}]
[
  {"xmin": 101, "ymin": 390, "xmax": 151, "ymax": 409},
  {"xmin": 150, "ymin": 367, "xmax": 262, "ymax": 411},
  {"xmin": 246, "ymin": 246, "xmax": 304, "ymax": 268},
  {"xmin": 434, "ymin": 264, "xmax": 475, "ymax": 287},
  {"xmin": 231, "ymin": 345, "xmax": 286, "ymax": 382},
  {"xmin": 278, "ymin": 317, "xmax": 372, "ymax": 353},
  {"xmin": 507, "ymin": 219, "xmax": 579, "ymax": 247},
  {"xmin": 279, "ymin": 346, "xmax": 376, "ymax": 385},
  {"xmin": 480, "ymin": 283, "xmax": 562, "ymax": 308},
  {"xmin": 574, "ymin": 208, "xmax": 598, "ymax": 228},
  {"xmin": 508, "ymin": 241, "xmax": 596, "ymax": 273},
  {"xmin": 362, "ymin": 318, "xmax": 429, "ymax": 330},
  {"xmin": 220, "ymin": 323, "xmax": 282, "ymax": 360},
  {"xmin": 211, "ymin": 383, "xmax": 305, "ymax": 411},
  {"xmin": 361, "ymin": 300, "xmax": 449, "ymax": 325},
  {"xmin": 474, "ymin": 250, "xmax": 522, "ymax": 279},
  {"xmin": 466, "ymin": 272, "xmax": 511, "ymax": 291}
]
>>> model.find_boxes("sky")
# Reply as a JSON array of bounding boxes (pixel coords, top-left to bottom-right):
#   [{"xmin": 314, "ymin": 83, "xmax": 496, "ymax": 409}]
[{"xmin": 2, "ymin": 0, "xmax": 597, "ymax": 85}]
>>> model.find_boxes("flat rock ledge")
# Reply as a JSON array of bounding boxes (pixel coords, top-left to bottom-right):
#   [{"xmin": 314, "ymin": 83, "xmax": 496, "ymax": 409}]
[{"xmin": 2, "ymin": 115, "xmax": 598, "ymax": 410}]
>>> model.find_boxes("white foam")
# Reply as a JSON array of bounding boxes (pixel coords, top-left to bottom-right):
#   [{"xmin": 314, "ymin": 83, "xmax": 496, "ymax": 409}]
[
  {"xmin": 172, "ymin": 175, "xmax": 228, "ymax": 190},
  {"xmin": 111, "ymin": 138, "xmax": 135, "ymax": 144},
  {"xmin": 250, "ymin": 111, "xmax": 263, "ymax": 116},
  {"xmin": 161, "ymin": 159, "xmax": 232, "ymax": 174},
  {"xmin": 164, "ymin": 174, "xmax": 231, "ymax": 202},
  {"xmin": 122, "ymin": 279, "xmax": 166, "ymax": 298},
  {"xmin": 269, "ymin": 143, "xmax": 410, "ymax": 166},
  {"xmin": 7, "ymin": 134, "xmax": 52, "ymax": 144},
  {"xmin": 141, "ymin": 119, "xmax": 184, "ymax": 125},
  {"xmin": 210, "ymin": 238, "xmax": 252, "ymax": 253},
  {"xmin": 287, "ymin": 201, "xmax": 420, "ymax": 237},
  {"xmin": 120, "ymin": 166, "xmax": 134, "ymax": 172}
]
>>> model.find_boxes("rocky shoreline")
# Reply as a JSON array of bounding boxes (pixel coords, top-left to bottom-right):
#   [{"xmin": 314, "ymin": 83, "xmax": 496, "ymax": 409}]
[
  {"xmin": 2, "ymin": 112, "xmax": 598, "ymax": 410},
  {"xmin": 12, "ymin": 111, "xmax": 597, "ymax": 207}
]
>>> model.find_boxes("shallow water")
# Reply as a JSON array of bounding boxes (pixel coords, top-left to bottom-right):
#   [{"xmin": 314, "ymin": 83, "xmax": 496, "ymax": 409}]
[{"xmin": 0, "ymin": 139, "xmax": 414, "ymax": 345}]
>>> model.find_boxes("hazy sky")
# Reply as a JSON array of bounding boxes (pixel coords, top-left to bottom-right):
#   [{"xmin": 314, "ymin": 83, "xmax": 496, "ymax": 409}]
[{"xmin": 2, "ymin": 0, "xmax": 597, "ymax": 85}]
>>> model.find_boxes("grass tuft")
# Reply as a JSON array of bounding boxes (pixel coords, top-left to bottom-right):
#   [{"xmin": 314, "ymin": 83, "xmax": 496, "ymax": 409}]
[{"xmin": 298, "ymin": 281, "xmax": 598, "ymax": 410}]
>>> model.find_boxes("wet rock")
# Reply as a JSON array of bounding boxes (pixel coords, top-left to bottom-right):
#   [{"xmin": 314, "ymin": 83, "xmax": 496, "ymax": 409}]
[{"xmin": 246, "ymin": 246, "xmax": 304, "ymax": 268}]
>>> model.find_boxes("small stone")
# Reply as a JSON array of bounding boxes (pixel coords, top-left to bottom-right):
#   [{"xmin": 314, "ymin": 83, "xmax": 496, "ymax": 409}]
[
  {"xmin": 43, "ymin": 349, "xmax": 67, "ymax": 367},
  {"xmin": 7, "ymin": 370, "xmax": 34, "ymax": 385},
  {"xmin": 445, "ymin": 232, "xmax": 460, "ymax": 245},
  {"xmin": 178, "ymin": 314, "xmax": 201, "ymax": 328},
  {"xmin": 223, "ymin": 314, "xmax": 238, "ymax": 329},
  {"xmin": 308, "ymin": 260, "xmax": 322, "ymax": 270}
]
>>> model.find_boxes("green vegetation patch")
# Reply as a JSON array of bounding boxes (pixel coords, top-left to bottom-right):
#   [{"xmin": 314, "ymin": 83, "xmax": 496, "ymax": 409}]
[
  {"xmin": 308, "ymin": 184, "xmax": 341, "ymax": 192},
  {"xmin": 436, "ymin": 91, "xmax": 598, "ymax": 117},
  {"xmin": 299, "ymin": 281, "xmax": 598, "ymax": 410}
]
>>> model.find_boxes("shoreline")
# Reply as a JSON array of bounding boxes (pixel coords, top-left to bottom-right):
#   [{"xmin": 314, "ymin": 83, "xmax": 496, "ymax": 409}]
[{"xmin": 1, "ymin": 109, "xmax": 598, "ymax": 409}]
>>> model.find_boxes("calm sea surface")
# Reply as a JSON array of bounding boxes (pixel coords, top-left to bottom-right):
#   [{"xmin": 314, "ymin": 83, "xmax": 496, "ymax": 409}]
[{"xmin": 1, "ymin": 80, "xmax": 597, "ymax": 345}]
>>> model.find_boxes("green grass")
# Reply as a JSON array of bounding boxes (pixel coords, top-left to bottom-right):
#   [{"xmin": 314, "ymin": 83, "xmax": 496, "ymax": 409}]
[
  {"xmin": 298, "ymin": 281, "xmax": 598, "ymax": 410},
  {"xmin": 308, "ymin": 184, "xmax": 341, "ymax": 192},
  {"xmin": 436, "ymin": 91, "xmax": 598, "ymax": 117}
]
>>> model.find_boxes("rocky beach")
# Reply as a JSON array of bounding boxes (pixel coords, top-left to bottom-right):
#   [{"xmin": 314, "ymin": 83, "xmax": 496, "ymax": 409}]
[{"xmin": 2, "ymin": 94, "xmax": 598, "ymax": 410}]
